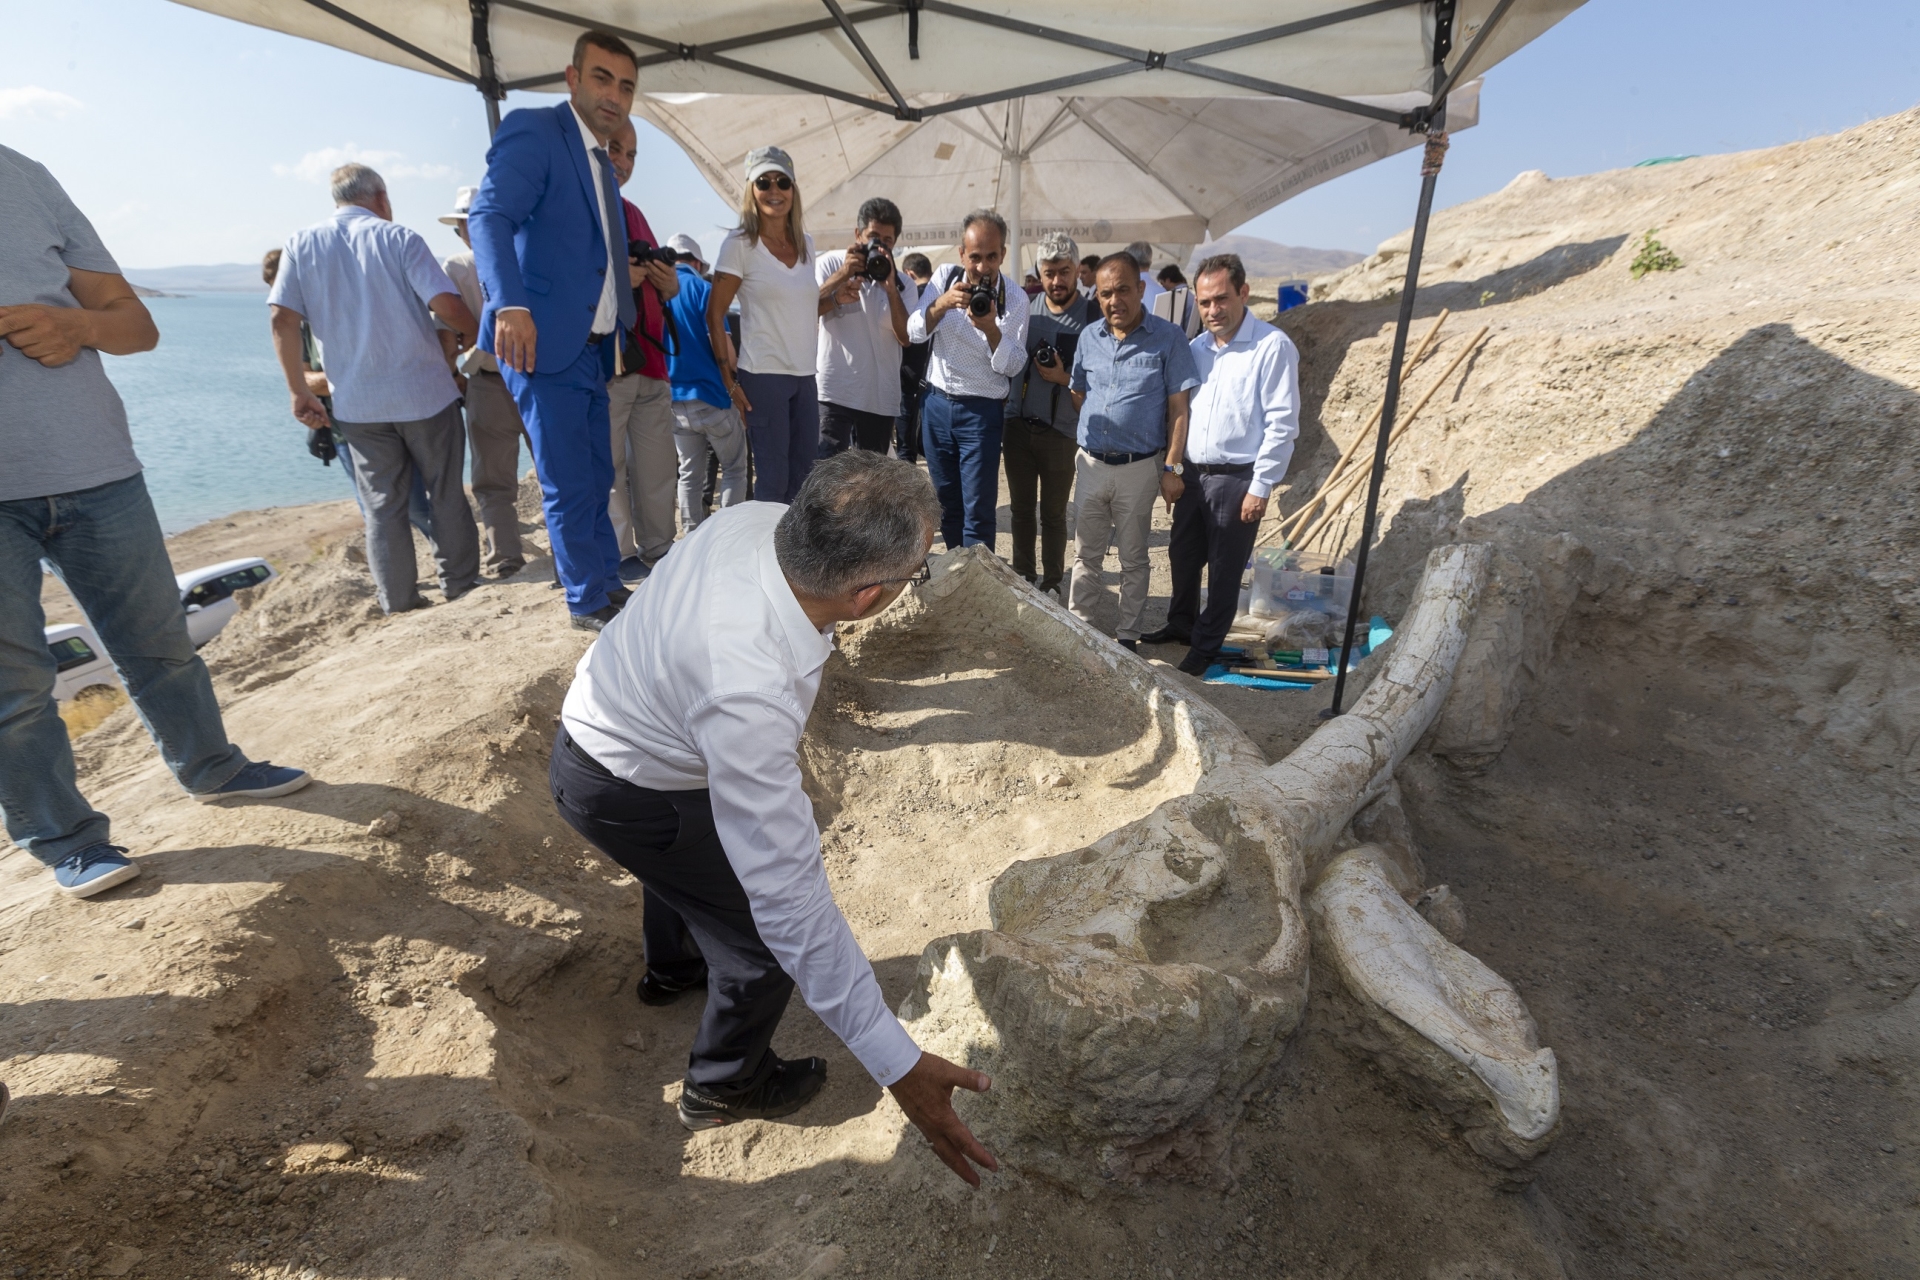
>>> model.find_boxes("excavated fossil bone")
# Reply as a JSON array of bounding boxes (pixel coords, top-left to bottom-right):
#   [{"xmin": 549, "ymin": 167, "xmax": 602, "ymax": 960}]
[{"xmin": 896, "ymin": 542, "xmax": 1559, "ymax": 1191}]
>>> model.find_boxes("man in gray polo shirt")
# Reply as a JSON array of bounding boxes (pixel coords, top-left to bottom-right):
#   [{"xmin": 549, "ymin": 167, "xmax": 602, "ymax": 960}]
[{"xmin": 0, "ymin": 144, "xmax": 312, "ymax": 899}]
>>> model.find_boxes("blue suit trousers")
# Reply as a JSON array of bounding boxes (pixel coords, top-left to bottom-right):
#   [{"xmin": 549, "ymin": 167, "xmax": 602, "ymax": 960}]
[{"xmin": 505, "ymin": 341, "xmax": 622, "ymax": 614}]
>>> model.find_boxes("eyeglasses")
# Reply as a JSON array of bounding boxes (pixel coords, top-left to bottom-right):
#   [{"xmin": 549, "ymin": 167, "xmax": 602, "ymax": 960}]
[
  {"xmin": 855, "ymin": 562, "xmax": 931, "ymax": 593},
  {"xmin": 754, "ymin": 173, "xmax": 793, "ymax": 192}
]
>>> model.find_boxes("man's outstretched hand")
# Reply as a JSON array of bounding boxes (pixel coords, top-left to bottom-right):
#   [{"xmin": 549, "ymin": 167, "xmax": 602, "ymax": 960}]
[{"xmin": 887, "ymin": 1051, "xmax": 997, "ymax": 1187}]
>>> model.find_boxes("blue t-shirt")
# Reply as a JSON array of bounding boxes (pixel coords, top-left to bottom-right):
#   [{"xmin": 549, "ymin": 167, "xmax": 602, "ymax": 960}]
[
  {"xmin": 666, "ymin": 265, "xmax": 730, "ymax": 410},
  {"xmin": 1069, "ymin": 312, "xmax": 1202, "ymax": 455}
]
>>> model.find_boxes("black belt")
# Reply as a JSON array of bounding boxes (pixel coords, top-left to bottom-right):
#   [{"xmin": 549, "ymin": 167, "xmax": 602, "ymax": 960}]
[
  {"xmin": 588, "ymin": 331, "xmax": 612, "ymax": 347},
  {"xmin": 1083, "ymin": 448, "xmax": 1159, "ymax": 466},
  {"xmin": 1187, "ymin": 461, "xmax": 1254, "ymax": 477}
]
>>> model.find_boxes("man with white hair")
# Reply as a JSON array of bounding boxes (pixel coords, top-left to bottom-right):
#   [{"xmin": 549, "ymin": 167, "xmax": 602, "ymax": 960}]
[
  {"xmin": 269, "ymin": 162, "xmax": 483, "ymax": 614},
  {"xmin": 440, "ymin": 185, "xmax": 532, "ymax": 578},
  {"xmin": 1125, "ymin": 240, "xmax": 1167, "ymax": 309}
]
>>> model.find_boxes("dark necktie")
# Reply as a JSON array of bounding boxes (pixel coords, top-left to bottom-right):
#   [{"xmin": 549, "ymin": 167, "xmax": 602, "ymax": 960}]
[{"xmin": 590, "ymin": 146, "xmax": 638, "ymax": 334}]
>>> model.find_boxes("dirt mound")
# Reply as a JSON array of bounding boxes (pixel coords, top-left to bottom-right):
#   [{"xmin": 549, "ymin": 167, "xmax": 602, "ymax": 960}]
[{"xmin": 5, "ymin": 109, "xmax": 1918, "ymax": 1280}]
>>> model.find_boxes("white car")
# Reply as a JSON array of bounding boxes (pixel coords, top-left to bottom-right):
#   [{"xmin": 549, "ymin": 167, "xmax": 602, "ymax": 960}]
[
  {"xmin": 177, "ymin": 557, "xmax": 276, "ymax": 648},
  {"xmin": 46, "ymin": 623, "xmax": 122, "ymax": 704}
]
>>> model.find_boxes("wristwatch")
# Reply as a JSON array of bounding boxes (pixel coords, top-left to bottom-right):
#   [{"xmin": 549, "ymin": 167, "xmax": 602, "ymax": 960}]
[{"xmin": 1164, "ymin": 463, "xmax": 1184, "ymax": 476}]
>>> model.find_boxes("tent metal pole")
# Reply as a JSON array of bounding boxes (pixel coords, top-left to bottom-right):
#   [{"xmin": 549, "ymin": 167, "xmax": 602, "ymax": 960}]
[
  {"xmin": 1322, "ymin": 101, "xmax": 1447, "ymax": 719},
  {"xmin": 1004, "ymin": 99, "xmax": 1024, "ymax": 274},
  {"xmin": 470, "ymin": 0, "xmax": 504, "ymax": 135}
]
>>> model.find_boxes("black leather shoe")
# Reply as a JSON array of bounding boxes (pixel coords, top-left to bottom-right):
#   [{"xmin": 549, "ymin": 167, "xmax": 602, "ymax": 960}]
[
  {"xmin": 570, "ymin": 605, "xmax": 619, "ymax": 632},
  {"xmin": 1140, "ymin": 625, "xmax": 1191, "ymax": 646},
  {"xmin": 606, "ymin": 586, "xmax": 632, "ymax": 609},
  {"xmin": 636, "ymin": 966, "xmax": 707, "ymax": 1006},
  {"xmin": 677, "ymin": 1056, "xmax": 828, "ymax": 1129},
  {"xmin": 1117, "ymin": 637, "xmax": 1138, "ymax": 652},
  {"xmin": 1178, "ymin": 647, "xmax": 1221, "ymax": 676}
]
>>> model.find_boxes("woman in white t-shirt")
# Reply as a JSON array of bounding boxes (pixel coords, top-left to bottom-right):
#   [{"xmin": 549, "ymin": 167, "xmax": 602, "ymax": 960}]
[{"xmin": 707, "ymin": 145, "xmax": 823, "ymax": 504}]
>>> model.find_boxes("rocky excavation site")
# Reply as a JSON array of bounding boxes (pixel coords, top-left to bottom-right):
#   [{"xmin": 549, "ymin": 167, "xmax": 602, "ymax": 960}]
[{"xmin": 4, "ymin": 109, "xmax": 1918, "ymax": 1280}]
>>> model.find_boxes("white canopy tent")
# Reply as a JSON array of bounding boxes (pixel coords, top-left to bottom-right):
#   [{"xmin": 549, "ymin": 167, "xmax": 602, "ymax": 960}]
[
  {"xmin": 634, "ymin": 80, "xmax": 1480, "ymax": 272},
  {"xmin": 172, "ymin": 0, "xmax": 1585, "ymax": 707}
]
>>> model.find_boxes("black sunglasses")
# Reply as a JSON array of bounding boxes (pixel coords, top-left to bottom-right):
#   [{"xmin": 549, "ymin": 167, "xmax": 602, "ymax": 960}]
[
  {"xmin": 754, "ymin": 173, "xmax": 793, "ymax": 192},
  {"xmin": 855, "ymin": 562, "xmax": 931, "ymax": 593}
]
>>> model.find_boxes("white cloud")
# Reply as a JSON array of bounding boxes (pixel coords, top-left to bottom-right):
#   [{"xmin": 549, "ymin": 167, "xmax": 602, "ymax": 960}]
[
  {"xmin": 0, "ymin": 86, "xmax": 84, "ymax": 121},
  {"xmin": 273, "ymin": 143, "xmax": 456, "ymax": 185}
]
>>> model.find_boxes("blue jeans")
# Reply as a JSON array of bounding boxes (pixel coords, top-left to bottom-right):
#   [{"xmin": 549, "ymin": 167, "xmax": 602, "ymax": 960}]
[
  {"xmin": 0, "ymin": 473, "xmax": 248, "ymax": 866},
  {"xmin": 736, "ymin": 371, "xmax": 819, "ymax": 503},
  {"xmin": 921, "ymin": 388, "xmax": 1005, "ymax": 549},
  {"xmin": 504, "ymin": 341, "xmax": 622, "ymax": 615}
]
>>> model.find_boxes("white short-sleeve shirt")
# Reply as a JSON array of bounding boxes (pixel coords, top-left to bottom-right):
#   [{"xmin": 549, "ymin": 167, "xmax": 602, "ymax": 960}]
[{"xmin": 715, "ymin": 230, "xmax": 818, "ymax": 378}]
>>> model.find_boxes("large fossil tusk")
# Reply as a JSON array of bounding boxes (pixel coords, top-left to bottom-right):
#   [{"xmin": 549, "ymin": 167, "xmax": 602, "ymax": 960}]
[{"xmin": 898, "ymin": 542, "xmax": 1556, "ymax": 1190}]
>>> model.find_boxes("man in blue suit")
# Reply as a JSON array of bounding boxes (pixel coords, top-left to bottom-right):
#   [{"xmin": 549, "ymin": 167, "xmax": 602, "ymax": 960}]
[{"xmin": 469, "ymin": 30, "xmax": 640, "ymax": 632}]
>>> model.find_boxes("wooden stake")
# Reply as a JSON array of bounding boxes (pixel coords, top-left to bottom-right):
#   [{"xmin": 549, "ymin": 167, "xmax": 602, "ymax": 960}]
[
  {"xmin": 1293, "ymin": 324, "xmax": 1491, "ymax": 555},
  {"xmin": 1263, "ymin": 309, "xmax": 1451, "ymax": 550}
]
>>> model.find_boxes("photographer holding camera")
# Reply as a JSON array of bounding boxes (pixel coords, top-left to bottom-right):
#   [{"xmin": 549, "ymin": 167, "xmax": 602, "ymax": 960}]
[
  {"xmin": 1009, "ymin": 231, "xmax": 1098, "ymax": 597},
  {"xmin": 814, "ymin": 197, "xmax": 912, "ymax": 456},
  {"xmin": 905, "ymin": 208, "xmax": 1030, "ymax": 549}
]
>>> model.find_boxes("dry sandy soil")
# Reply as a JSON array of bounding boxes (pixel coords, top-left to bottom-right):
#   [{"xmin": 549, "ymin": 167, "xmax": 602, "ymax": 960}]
[{"xmin": 4, "ymin": 109, "xmax": 1918, "ymax": 1279}]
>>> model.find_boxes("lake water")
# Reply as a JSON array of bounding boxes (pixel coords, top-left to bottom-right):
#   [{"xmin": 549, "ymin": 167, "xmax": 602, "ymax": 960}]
[{"xmin": 103, "ymin": 293, "xmax": 365, "ymax": 533}]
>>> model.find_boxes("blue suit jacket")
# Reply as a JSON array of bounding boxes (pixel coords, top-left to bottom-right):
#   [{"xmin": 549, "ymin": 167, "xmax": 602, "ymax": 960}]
[{"xmin": 469, "ymin": 104, "xmax": 628, "ymax": 377}]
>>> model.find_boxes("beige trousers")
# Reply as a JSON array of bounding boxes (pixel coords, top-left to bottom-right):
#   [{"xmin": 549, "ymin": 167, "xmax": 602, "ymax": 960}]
[
  {"xmin": 463, "ymin": 371, "xmax": 528, "ymax": 575},
  {"xmin": 607, "ymin": 372, "xmax": 678, "ymax": 563},
  {"xmin": 1068, "ymin": 450, "xmax": 1162, "ymax": 640}
]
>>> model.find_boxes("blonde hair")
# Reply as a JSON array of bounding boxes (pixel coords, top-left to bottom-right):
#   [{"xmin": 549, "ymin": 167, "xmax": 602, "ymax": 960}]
[{"xmin": 738, "ymin": 176, "xmax": 807, "ymax": 258}]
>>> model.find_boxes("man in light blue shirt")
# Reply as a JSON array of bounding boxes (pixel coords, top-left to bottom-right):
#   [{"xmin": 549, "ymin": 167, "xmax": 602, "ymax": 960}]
[
  {"xmin": 268, "ymin": 163, "xmax": 482, "ymax": 614},
  {"xmin": 1142, "ymin": 252, "xmax": 1301, "ymax": 674},
  {"xmin": 1065, "ymin": 252, "xmax": 1200, "ymax": 648}
]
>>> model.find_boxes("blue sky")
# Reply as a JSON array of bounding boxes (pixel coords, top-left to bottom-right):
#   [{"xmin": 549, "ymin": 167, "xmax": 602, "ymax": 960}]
[{"xmin": 3, "ymin": 0, "xmax": 1916, "ymax": 271}]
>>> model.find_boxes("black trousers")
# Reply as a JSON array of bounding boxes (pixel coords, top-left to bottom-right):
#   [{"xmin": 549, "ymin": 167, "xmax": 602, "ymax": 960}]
[
  {"xmin": 1166, "ymin": 469, "xmax": 1262, "ymax": 655},
  {"xmin": 549, "ymin": 729, "xmax": 794, "ymax": 1097},
  {"xmin": 1002, "ymin": 417, "xmax": 1078, "ymax": 591},
  {"xmin": 818, "ymin": 400, "xmax": 897, "ymax": 456}
]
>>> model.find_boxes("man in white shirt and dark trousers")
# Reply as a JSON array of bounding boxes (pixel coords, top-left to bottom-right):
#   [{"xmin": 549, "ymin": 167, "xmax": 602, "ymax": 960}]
[
  {"xmin": 816, "ymin": 196, "xmax": 913, "ymax": 456},
  {"xmin": 906, "ymin": 209, "xmax": 1029, "ymax": 549},
  {"xmin": 551, "ymin": 451, "xmax": 997, "ymax": 1184},
  {"xmin": 1142, "ymin": 253, "xmax": 1300, "ymax": 674}
]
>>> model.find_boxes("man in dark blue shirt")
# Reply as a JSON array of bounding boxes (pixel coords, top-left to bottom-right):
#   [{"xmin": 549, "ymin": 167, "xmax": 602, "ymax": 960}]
[
  {"xmin": 1065, "ymin": 253, "xmax": 1200, "ymax": 649},
  {"xmin": 663, "ymin": 237, "xmax": 749, "ymax": 528}
]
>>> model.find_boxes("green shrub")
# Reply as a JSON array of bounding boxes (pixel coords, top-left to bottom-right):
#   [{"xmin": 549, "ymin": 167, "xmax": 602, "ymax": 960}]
[{"xmin": 1630, "ymin": 229, "xmax": 1682, "ymax": 279}]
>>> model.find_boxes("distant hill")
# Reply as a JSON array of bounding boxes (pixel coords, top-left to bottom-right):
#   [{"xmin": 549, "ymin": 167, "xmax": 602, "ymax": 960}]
[
  {"xmin": 123, "ymin": 264, "xmax": 267, "ymax": 293},
  {"xmin": 1186, "ymin": 236, "xmax": 1363, "ymax": 281}
]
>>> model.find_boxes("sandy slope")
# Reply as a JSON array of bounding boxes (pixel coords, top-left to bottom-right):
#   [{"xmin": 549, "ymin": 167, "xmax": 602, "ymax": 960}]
[{"xmin": 4, "ymin": 108, "xmax": 1919, "ymax": 1280}]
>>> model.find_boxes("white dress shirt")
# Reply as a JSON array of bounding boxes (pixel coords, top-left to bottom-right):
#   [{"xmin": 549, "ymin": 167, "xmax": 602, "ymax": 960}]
[
  {"xmin": 1186, "ymin": 309, "xmax": 1301, "ymax": 499},
  {"xmin": 560, "ymin": 503, "xmax": 922, "ymax": 1087},
  {"xmin": 905, "ymin": 266, "xmax": 1030, "ymax": 399},
  {"xmin": 571, "ymin": 103, "xmax": 622, "ymax": 336}
]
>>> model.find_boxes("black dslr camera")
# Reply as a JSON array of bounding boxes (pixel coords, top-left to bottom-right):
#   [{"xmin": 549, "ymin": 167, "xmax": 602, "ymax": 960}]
[
  {"xmin": 1032, "ymin": 332, "xmax": 1077, "ymax": 369},
  {"xmin": 962, "ymin": 275, "xmax": 999, "ymax": 318},
  {"xmin": 630, "ymin": 241, "xmax": 688, "ymax": 267},
  {"xmin": 855, "ymin": 236, "xmax": 893, "ymax": 284}
]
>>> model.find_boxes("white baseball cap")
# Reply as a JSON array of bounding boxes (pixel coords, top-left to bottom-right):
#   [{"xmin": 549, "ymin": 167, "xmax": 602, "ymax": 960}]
[
  {"xmin": 667, "ymin": 234, "xmax": 704, "ymax": 261},
  {"xmin": 745, "ymin": 145, "xmax": 795, "ymax": 183},
  {"xmin": 438, "ymin": 185, "xmax": 479, "ymax": 226}
]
